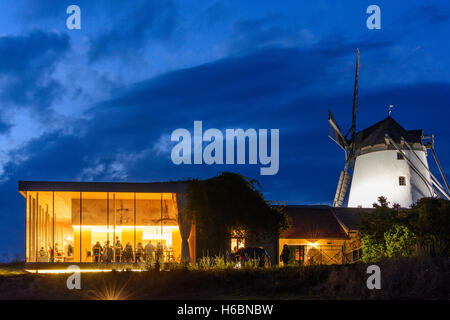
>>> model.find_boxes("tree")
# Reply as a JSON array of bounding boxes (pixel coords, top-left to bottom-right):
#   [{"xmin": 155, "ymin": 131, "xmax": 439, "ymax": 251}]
[
  {"xmin": 359, "ymin": 197, "xmax": 450, "ymax": 261},
  {"xmin": 359, "ymin": 196, "xmax": 405, "ymax": 262},
  {"xmin": 184, "ymin": 172, "xmax": 290, "ymax": 256},
  {"xmin": 410, "ymin": 198, "xmax": 450, "ymax": 256}
]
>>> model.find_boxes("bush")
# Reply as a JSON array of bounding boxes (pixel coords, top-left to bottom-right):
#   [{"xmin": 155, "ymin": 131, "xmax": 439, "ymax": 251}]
[
  {"xmin": 384, "ymin": 224, "xmax": 417, "ymax": 258},
  {"xmin": 361, "ymin": 234, "xmax": 386, "ymax": 263},
  {"xmin": 359, "ymin": 197, "xmax": 450, "ymax": 261}
]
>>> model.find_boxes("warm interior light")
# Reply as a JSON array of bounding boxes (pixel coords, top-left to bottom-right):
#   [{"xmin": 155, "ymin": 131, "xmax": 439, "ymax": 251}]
[
  {"xmin": 142, "ymin": 226, "xmax": 179, "ymax": 247},
  {"xmin": 72, "ymin": 225, "xmax": 178, "ymax": 231},
  {"xmin": 309, "ymin": 242, "xmax": 318, "ymax": 248},
  {"xmin": 71, "ymin": 225, "xmax": 180, "ymax": 247}
]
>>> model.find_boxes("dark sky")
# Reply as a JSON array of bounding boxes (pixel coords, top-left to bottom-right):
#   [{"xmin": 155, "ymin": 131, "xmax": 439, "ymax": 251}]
[{"xmin": 1, "ymin": 0, "xmax": 450, "ymax": 259}]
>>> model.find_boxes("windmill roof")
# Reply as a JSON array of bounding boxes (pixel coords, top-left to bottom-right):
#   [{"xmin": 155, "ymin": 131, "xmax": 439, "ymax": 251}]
[{"xmin": 355, "ymin": 117, "xmax": 423, "ymax": 150}]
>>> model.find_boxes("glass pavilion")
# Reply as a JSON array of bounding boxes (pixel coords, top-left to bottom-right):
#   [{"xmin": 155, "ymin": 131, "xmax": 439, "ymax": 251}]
[{"xmin": 19, "ymin": 181, "xmax": 195, "ymax": 266}]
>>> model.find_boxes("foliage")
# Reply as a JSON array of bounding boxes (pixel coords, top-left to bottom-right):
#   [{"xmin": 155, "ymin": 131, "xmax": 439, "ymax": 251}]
[
  {"xmin": 185, "ymin": 172, "xmax": 290, "ymax": 256},
  {"xmin": 359, "ymin": 196, "xmax": 400, "ymax": 262},
  {"xmin": 359, "ymin": 196, "xmax": 450, "ymax": 262},
  {"xmin": 411, "ymin": 198, "xmax": 450, "ymax": 256},
  {"xmin": 360, "ymin": 233, "xmax": 386, "ymax": 262},
  {"xmin": 384, "ymin": 224, "xmax": 417, "ymax": 258}
]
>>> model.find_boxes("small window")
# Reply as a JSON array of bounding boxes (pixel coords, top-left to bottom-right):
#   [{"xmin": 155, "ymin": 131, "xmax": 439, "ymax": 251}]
[
  {"xmin": 399, "ymin": 176, "xmax": 406, "ymax": 186},
  {"xmin": 352, "ymin": 250, "xmax": 358, "ymax": 262},
  {"xmin": 352, "ymin": 248, "xmax": 362, "ymax": 262},
  {"xmin": 397, "ymin": 152, "xmax": 404, "ymax": 160}
]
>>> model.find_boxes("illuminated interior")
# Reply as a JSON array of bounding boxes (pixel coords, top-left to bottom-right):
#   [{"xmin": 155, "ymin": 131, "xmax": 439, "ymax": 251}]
[
  {"xmin": 23, "ymin": 191, "xmax": 185, "ymax": 263},
  {"xmin": 231, "ymin": 238, "xmax": 245, "ymax": 252}
]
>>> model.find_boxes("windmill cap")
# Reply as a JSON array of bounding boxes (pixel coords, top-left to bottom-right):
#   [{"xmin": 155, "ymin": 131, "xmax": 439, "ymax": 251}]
[{"xmin": 355, "ymin": 116, "xmax": 423, "ymax": 151}]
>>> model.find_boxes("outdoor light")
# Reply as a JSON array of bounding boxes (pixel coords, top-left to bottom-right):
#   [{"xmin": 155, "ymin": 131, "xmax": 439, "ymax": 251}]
[
  {"xmin": 309, "ymin": 242, "xmax": 318, "ymax": 248},
  {"xmin": 25, "ymin": 269, "xmax": 145, "ymax": 274}
]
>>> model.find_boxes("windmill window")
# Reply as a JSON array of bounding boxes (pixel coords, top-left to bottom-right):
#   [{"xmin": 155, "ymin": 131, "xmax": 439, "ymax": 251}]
[
  {"xmin": 399, "ymin": 176, "xmax": 406, "ymax": 186},
  {"xmin": 397, "ymin": 153, "xmax": 404, "ymax": 160}
]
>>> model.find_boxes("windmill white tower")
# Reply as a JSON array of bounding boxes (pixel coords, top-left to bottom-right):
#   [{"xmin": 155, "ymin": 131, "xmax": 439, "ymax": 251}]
[{"xmin": 328, "ymin": 49, "xmax": 450, "ymax": 208}]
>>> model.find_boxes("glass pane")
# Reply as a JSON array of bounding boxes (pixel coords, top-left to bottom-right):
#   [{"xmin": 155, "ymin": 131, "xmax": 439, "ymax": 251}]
[
  {"xmin": 112, "ymin": 192, "xmax": 135, "ymax": 263},
  {"xmin": 26, "ymin": 192, "xmax": 37, "ymax": 262},
  {"xmin": 55, "ymin": 192, "xmax": 77, "ymax": 262},
  {"xmin": 80, "ymin": 192, "xmax": 108, "ymax": 262},
  {"xmin": 136, "ymin": 193, "xmax": 181, "ymax": 263},
  {"xmin": 35, "ymin": 192, "xmax": 53, "ymax": 262}
]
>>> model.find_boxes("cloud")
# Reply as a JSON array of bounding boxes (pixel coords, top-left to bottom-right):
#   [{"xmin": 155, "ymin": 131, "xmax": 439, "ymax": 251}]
[
  {"xmin": 401, "ymin": 4, "xmax": 450, "ymax": 26},
  {"xmin": 0, "ymin": 117, "xmax": 11, "ymax": 134},
  {"xmin": 152, "ymin": 133, "xmax": 172, "ymax": 156},
  {"xmin": 0, "ymin": 30, "xmax": 70, "ymax": 113},
  {"xmin": 229, "ymin": 15, "xmax": 315, "ymax": 55},
  {"xmin": 198, "ymin": 1, "xmax": 230, "ymax": 28},
  {"xmin": 87, "ymin": 0, "xmax": 179, "ymax": 63},
  {"xmin": 16, "ymin": 0, "xmax": 180, "ymax": 63}
]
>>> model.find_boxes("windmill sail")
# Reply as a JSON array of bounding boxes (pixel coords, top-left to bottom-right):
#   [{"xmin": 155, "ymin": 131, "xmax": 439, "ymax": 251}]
[
  {"xmin": 329, "ymin": 49, "xmax": 360, "ymax": 207},
  {"xmin": 333, "ymin": 163, "xmax": 352, "ymax": 207},
  {"xmin": 328, "ymin": 111, "xmax": 348, "ymax": 150}
]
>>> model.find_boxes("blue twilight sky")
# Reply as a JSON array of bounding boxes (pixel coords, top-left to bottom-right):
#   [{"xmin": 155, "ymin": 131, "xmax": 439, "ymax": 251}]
[{"xmin": 0, "ymin": 0, "xmax": 450, "ymax": 259}]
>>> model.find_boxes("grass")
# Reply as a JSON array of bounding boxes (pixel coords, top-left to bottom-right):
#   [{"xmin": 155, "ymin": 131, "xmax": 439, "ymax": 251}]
[
  {"xmin": 0, "ymin": 262, "xmax": 27, "ymax": 276},
  {"xmin": 0, "ymin": 255, "xmax": 448, "ymax": 300}
]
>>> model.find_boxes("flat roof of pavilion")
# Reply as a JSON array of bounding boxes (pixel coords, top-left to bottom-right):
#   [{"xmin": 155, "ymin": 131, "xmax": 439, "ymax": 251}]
[{"xmin": 18, "ymin": 180, "xmax": 187, "ymax": 193}]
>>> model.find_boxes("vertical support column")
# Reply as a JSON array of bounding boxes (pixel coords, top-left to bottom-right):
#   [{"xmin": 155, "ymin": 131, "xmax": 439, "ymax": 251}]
[
  {"xmin": 25, "ymin": 192, "xmax": 29, "ymax": 263},
  {"xmin": 107, "ymin": 192, "xmax": 109, "ymax": 243},
  {"xmin": 45, "ymin": 205, "xmax": 48, "ymax": 252},
  {"xmin": 79, "ymin": 192, "xmax": 82, "ymax": 263},
  {"xmin": 36, "ymin": 204, "xmax": 42, "ymax": 252},
  {"xmin": 134, "ymin": 193, "xmax": 136, "ymax": 260},
  {"xmin": 52, "ymin": 192, "xmax": 55, "ymax": 263},
  {"xmin": 31, "ymin": 196, "xmax": 35, "ymax": 262},
  {"xmin": 113, "ymin": 193, "xmax": 116, "ymax": 262},
  {"xmin": 160, "ymin": 193, "xmax": 163, "ymax": 260},
  {"xmin": 36, "ymin": 193, "xmax": 39, "ymax": 260}
]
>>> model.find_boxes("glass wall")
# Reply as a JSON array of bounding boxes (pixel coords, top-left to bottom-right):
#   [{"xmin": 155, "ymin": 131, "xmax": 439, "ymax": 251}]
[
  {"xmin": 136, "ymin": 193, "xmax": 181, "ymax": 263},
  {"xmin": 26, "ymin": 191, "xmax": 183, "ymax": 263},
  {"xmin": 54, "ymin": 192, "xmax": 76, "ymax": 262}
]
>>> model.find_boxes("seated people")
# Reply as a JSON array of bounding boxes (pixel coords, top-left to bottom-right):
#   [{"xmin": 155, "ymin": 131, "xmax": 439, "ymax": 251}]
[
  {"xmin": 122, "ymin": 242, "xmax": 134, "ymax": 262},
  {"xmin": 102, "ymin": 240, "xmax": 113, "ymax": 263},
  {"xmin": 92, "ymin": 241, "xmax": 103, "ymax": 262},
  {"xmin": 135, "ymin": 242, "xmax": 143, "ymax": 263},
  {"xmin": 144, "ymin": 241, "xmax": 156, "ymax": 263},
  {"xmin": 37, "ymin": 246, "xmax": 48, "ymax": 262},
  {"xmin": 114, "ymin": 237, "xmax": 123, "ymax": 262},
  {"xmin": 55, "ymin": 243, "xmax": 64, "ymax": 262},
  {"xmin": 48, "ymin": 243, "xmax": 54, "ymax": 262}
]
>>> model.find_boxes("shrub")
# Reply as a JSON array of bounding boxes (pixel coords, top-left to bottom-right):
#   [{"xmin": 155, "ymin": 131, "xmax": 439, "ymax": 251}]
[
  {"xmin": 384, "ymin": 224, "xmax": 417, "ymax": 258},
  {"xmin": 361, "ymin": 234, "xmax": 386, "ymax": 262},
  {"xmin": 359, "ymin": 197, "xmax": 450, "ymax": 261}
]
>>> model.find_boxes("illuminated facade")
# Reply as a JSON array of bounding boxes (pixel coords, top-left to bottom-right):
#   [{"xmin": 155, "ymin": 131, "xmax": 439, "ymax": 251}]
[
  {"xmin": 277, "ymin": 206, "xmax": 369, "ymax": 265},
  {"xmin": 19, "ymin": 181, "xmax": 195, "ymax": 265},
  {"xmin": 347, "ymin": 117, "xmax": 433, "ymax": 208}
]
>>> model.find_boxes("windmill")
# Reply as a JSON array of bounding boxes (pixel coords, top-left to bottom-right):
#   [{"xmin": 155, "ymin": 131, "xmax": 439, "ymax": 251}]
[
  {"xmin": 328, "ymin": 49, "xmax": 360, "ymax": 207},
  {"xmin": 328, "ymin": 49, "xmax": 450, "ymax": 208}
]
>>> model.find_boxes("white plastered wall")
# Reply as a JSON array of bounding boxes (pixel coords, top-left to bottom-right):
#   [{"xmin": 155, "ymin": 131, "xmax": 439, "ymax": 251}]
[{"xmin": 347, "ymin": 149, "xmax": 432, "ymax": 208}]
